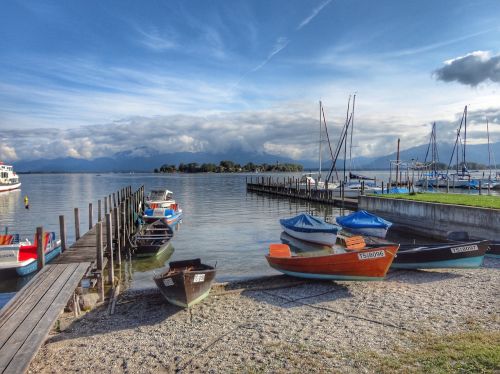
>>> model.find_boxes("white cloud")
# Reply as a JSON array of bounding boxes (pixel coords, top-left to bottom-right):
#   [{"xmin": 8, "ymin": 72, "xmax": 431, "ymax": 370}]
[{"xmin": 0, "ymin": 144, "xmax": 18, "ymax": 161}]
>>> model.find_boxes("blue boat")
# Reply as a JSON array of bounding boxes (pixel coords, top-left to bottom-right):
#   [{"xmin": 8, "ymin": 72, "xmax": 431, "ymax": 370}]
[
  {"xmin": 336, "ymin": 210, "xmax": 392, "ymax": 238},
  {"xmin": 280, "ymin": 213, "xmax": 340, "ymax": 246}
]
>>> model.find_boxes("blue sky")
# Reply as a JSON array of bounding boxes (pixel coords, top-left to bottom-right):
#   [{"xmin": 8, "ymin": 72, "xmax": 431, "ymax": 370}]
[{"xmin": 0, "ymin": 0, "xmax": 499, "ymax": 161}]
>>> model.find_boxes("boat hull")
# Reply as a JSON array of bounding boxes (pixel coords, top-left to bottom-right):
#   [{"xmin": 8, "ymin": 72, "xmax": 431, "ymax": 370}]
[
  {"xmin": 486, "ymin": 242, "xmax": 500, "ymax": 258},
  {"xmin": 0, "ymin": 244, "xmax": 61, "ymax": 279},
  {"xmin": 144, "ymin": 210, "xmax": 182, "ymax": 226},
  {"xmin": 132, "ymin": 219, "xmax": 174, "ymax": 258},
  {"xmin": 341, "ymin": 227, "xmax": 388, "ymax": 239},
  {"xmin": 266, "ymin": 245, "xmax": 399, "ymax": 280},
  {"xmin": 0, "ymin": 182, "xmax": 21, "ymax": 193},
  {"xmin": 154, "ymin": 259, "xmax": 216, "ymax": 308},
  {"xmin": 281, "ymin": 226, "xmax": 337, "ymax": 246},
  {"xmin": 391, "ymin": 241, "xmax": 489, "ymax": 269}
]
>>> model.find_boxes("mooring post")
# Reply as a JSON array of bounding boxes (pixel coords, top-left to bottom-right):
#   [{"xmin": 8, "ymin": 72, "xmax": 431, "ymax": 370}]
[
  {"xmin": 106, "ymin": 213, "xmax": 114, "ymax": 285},
  {"xmin": 74, "ymin": 207, "xmax": 80, "ymax": 241},
  {"xmin": 478, "ymin": 181, "xmax": 482, "ymax": 195},
  {"xmin": 96, "ymin": 221, "xmax": 104, "ymax": 302},
  {"xmin": 59, "ymin": 215, "xmax": 66, "ymax": 253},
  {"xmin": 113, "ymin": 193, "xmax": 116, "ymax": 208},
  {"xmin": 121, "ymin": 206, "xmax": 127, "ymax": 253},
  {"xmin": 98, "ymin": 199, "xmax": 102, "ymax": 222},
  {"xmin": 104, "ymin": 197, "xmax": 108, "ymax": 215},
  {"xmin": 88, "ymin": 203, "xmax": 93, "ymax": 230},
  {"xmin": 36, "ymin": 226, "xmax": 44, "ymax": 271},
  {"xmin": 114, "ymin": 207, "xmax": 121, "ymax": 264}
]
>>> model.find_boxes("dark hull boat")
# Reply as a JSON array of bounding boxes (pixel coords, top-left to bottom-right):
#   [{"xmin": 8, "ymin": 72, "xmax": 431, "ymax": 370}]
[
  {"xmin": 487, "ymin": 242, "xmax": 500, "ymax": 258},
  {"xmin": 132, "ymin": 219, "xmax": 174, "ymax": 257},
  {"xmin": 390, "ymin": 240, "xmax": 489, "ymax": 269},
  {"xmin": 154, "ymin": 258, "xmax": 216, "ymax": 308}
]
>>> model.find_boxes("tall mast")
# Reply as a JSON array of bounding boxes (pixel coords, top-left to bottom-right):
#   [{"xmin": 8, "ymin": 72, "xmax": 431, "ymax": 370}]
[
  {"xmin": 349, "ymin": 94, "xmax": 356, "ymax": 176},
  {"xmin": 343, "ymin": 95, "xmax": 351, "ymax": 183},
  {"xmin": 487, "ymin": 119, "xmax": 492, "ymax": 180},
  {"xmin": 319, "ymin": 101, "xmax": 322, "ymax": 182},
  {"xmin": 463, "ymin": 105, "xmax": 467, "ymax": 173}
]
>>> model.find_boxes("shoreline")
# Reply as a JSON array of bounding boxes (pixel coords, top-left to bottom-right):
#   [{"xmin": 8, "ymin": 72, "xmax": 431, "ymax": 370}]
[{"xmin": 30, "ymin": 258, "xmax": 500, "ymax": 373}]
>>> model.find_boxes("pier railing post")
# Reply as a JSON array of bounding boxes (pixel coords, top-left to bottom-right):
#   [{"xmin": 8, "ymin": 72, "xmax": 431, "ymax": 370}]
[
  {"xmin": 98, "ymin": 199, "xmax": 102, "ymax": 222},
  {"xmin": 36, "ymin": 226, "xmax": 44, "ymax": 271},
  {"xmin": 113, "ymin": 193, "xmax": 117, "ymax": 208},
  {"xmin": 74, "ymin": 208, "xmax": 80, "ymax": 241},
  {"xmin": 114, "ymin": 207, "xmax": 121, "ymax": 265},
  {"xmin": 59, "ymin": 215, "xmax": 67, "ymax": 253},
  {"xmin": 121, "ymin": 206, "xmax": 127, "ymax": 253},
  {"xmin": 104, "ymin": 197, "xmax": 108, "ymax": 215},
  {"xmin": 96, "ymin": 222, "xmax": 104, "ymax": 302},
  {"xmin": 106, "ymin": 213, "xmax": 114, "ymax": 285},
  {"xmin": 88, "ymin": 203, "xmax": 93, "ymax": 230}
]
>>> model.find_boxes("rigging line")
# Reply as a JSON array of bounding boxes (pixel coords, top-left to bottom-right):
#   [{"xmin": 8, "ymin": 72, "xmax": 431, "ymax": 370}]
[
  {"xmin": 321, "ymin": 105, "xmax": 337, "ymax": 180},
  {"xmin": 326, "ymin": 109, "xmax": 353, "ymax": 182},
  {"xmin": 446, "ymin": 107, "xmax": 466, "ymax": 173},
  {"xmin": 348, "ymin": 94, "xmax": 356, "ymax": 175}
]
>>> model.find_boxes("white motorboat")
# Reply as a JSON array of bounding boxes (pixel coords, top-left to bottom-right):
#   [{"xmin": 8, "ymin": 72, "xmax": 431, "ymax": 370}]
[{"xmin": 0, "ymin": 162, "xmax": 21, "ymax": 192}]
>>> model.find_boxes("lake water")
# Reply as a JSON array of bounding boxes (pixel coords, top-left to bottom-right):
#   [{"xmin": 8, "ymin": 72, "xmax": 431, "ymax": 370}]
[{"xmin": 0, "ymin": 171, "xmax": 498, "ymax": 307}]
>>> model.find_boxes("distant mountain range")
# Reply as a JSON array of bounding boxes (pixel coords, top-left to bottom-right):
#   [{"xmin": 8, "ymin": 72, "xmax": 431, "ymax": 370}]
[{"xmin": 12, "ymin": 142, "xmax": 500, "ymax": 173}]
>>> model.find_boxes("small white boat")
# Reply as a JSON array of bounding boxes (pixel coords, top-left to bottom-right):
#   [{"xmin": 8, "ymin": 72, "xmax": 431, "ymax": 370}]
[
  {"xmin": 0, "ymin": 162, "xmax": 21, "ymax": 192},
  {"xmin": 144, "ymin": 189, "xmax": 183, "ymax": 225},
  {"xmin": 0, "ymin": 232, "xmax": 61, "ymax": 278}
]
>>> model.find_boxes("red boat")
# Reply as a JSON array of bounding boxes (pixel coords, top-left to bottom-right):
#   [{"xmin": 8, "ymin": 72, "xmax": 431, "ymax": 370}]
[{"xmin": 265, "ymin": 241, "xmax": 399, "ymax": 281}]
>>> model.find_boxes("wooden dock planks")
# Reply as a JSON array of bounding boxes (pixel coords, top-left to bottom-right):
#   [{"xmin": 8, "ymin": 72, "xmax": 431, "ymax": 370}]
[{"xmin": 0, "ymin": 263, "xmax": 90, "ymax": 374}]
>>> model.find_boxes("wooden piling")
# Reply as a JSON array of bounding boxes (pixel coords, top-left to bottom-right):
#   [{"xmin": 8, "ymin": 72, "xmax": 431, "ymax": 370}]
[
  {"xmin": 36, "ymin": 226, "xmax": 44, "ymax": 271},
  {"xmin": 59, "ymin": 215, "xmax": 66, "ymax": 253},
  {"xmin": 104, "ymin": 198, "xmax": 108, "ymax": 215},
  {"xmin": 88, "ymin": 203, "xmax": 93, "ymax": 230},
  {"xmin": 96, "ymin": 221, "xmax": 104, "ymax": 302},
  {"xmin": 106, "ymin": 213, "xmax": 114, "ymax": 285},
  {"xmin": 74, "ymin": 208, "xmax": 80, "ymax": 241},
  {"xmin": 98, "ymin": 199, "xmax": 102, "ymax": 222},
  {"xmin": 113, "ymin": 193, "xmax": 117, "ymax": 208},
  {"xmin": 114, "ymin": 207, "xmax": 121, "ymax": 265}
]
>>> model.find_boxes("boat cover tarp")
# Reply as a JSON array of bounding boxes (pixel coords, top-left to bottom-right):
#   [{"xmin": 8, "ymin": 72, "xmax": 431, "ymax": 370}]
[
  {"xmin": 336, "ymin": 210, "xmax": 392, "ymax": 229},
  {"xmin": 374, "ymin": 187, "xmax": 409, "ymax": 194},
  {"xmin": 280, "ymin": 213, "xmax": 340, "ymax": 234}
]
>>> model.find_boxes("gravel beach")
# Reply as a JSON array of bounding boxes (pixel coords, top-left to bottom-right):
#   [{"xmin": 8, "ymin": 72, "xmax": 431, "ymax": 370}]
[{"xmin": 29, "ymin": 258, "xmax": 500, "ymax": 373}]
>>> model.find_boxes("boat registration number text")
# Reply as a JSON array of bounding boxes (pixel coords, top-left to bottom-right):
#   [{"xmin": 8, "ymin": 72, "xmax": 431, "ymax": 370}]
[
  {"xmin": 358, "ymin": 250, "xmax": 385, "ymax": 260},
  {"xmin": 451, "ymin": 245, "xmax": 478, "ymax": 254},
  {"xmin": 163, "ymin": 278, "xmax": 174, "ymax": 287},
  {"xmin": 193, "ymin": 274, "xmax": 205, "ymax": 283}
]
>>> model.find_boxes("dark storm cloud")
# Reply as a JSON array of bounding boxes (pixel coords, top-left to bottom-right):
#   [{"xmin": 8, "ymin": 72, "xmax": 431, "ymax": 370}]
[{"xmin": 434, "ymin": 51, "xmax": 500, "ymax": 86}]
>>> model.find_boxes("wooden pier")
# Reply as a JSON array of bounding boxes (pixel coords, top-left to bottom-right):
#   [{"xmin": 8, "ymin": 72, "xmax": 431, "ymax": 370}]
[
  {"xmin": 246, "ymin": 176, "xmax": 359, "ymax": 210},
  {"xmin": 0, "ymin": 185, "xmax": 145, "ymax": 374}
]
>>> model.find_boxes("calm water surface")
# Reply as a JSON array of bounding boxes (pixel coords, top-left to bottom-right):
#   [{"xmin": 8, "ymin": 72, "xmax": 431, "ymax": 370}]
[{"xmin": 0, "ymin": 172, "xmax": 497, "ymax": 306}]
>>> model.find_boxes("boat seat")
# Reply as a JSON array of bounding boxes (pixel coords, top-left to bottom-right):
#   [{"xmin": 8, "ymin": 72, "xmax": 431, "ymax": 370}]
[
  {"xmin": 0, "ymin": 235, "xmax": 13, "ymax": 245},
  {"xmin": 344, "ymin": 236, "xmax": 366, "ymax": 250},
  {"xmin": 269, "ymin": 244, "xmax": 291, "ymax": 258}
]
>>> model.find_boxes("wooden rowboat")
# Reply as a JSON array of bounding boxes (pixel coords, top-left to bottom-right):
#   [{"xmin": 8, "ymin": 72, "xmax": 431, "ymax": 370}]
[
  {"xmin": 265, "ymin": 243, "xmax": 399, "ymax": 281},
  {"xmin": 486, "ymin": 242, "xmax": 500, "ymax": 258},
  {"xmin": 131, "ymin": 219, "xmax": 174, "ymax": 257},
  {"xmin": 154, "ymin": 258, "xmax": 216, "ymax": 308}
]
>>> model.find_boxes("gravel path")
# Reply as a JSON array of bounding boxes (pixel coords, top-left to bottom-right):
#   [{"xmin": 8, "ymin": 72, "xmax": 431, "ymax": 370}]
[{"xmin": 29, "ymin": 258, "xmax": 500, "ymax": 373}]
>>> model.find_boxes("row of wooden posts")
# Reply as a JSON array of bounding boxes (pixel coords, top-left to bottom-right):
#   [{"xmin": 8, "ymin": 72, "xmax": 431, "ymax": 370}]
[{"xmin": 35, "ymin": 185, "xmax": 146, "ymax": 300}]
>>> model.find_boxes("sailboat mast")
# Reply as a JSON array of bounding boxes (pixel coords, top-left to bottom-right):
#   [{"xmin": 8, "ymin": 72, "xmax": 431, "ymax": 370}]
[
  {"xmin": 343, "ymin": 95, "xmax": 351, "ymax": 183},
  {"xmin": 463, "ymin": 105, "xmax": 467, "ymax": 172},
  {"xmin": 349, "ymin": 94, "xmax": 356, "ymax": 177},
  {"xmin": 487, "ymin": 119, "xmax": 492, "ymax": 180},
  {"xmin": 319, "ymin": 101, "xmax": 322, "ymax": 182}
]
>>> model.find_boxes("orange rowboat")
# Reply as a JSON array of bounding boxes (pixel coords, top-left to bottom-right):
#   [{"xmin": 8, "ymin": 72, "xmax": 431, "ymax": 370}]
[{"xmin": 265, "ymin": 243, "xmax": 399, "ymax": 281}]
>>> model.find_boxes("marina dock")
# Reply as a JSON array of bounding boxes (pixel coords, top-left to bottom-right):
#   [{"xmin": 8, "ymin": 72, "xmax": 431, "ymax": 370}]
[
  {"xmin": 246, "ymin": 176, "xmax": 359, "ymax": 210},
  {"xmin": 0, "ymin": 185, "xmax": 145, "ymax": 374}
]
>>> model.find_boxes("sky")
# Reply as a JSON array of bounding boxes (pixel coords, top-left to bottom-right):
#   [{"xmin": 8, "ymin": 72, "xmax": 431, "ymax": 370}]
[{"xmin": 0, "ymin": 0, "xmax": 500, "ymax": 162}]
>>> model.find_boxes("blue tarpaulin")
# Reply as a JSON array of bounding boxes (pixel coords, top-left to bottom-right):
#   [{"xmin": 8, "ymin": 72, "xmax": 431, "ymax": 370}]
[
  {"xmin": 280, "ymin": 213, "xmax": 340, "ymax": 233},
  {"xmin": 336, "ymin": 210, "xmax": 392, "ymax": 229}
]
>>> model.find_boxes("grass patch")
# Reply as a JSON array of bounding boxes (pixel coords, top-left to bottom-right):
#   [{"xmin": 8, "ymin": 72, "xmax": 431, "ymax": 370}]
[
  {"xmin": 357, "ymin": 330, "xmax": 500, "ymax": 373},
  {"xmin": 375, "ymin": 193, "xmax": 500, "ymax": 209}
]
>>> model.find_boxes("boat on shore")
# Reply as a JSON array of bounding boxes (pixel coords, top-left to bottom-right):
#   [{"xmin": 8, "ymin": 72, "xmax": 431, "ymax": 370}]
[
  {"xmin": 280, "ymin": 213, "xmax": 340, "ymax": 246},
  {"xmin": 486, "ymin": 242, "xmax": 500, "ymax": 258},
  {"xmin": 144, "ymin": 189, "xmax": 183, "ymax": 225},
  {"xmin": 153, "ymin": 258, "xmax": 216, "ymax": 308},
  {"xmin": 336, "ymin": 210, "xmax": 392, "ymax": 238},
  {"xmin": 0, "ymin": 162, "xmax": 21, "ymax": 192},
  {"xmin": 131, "ymin": 219, "xmax": 174, "ymax": 257},
  {"xmin": 265, "ymin": 243, "xmax": 399, "ymax": 281},
  {"xmin": 0, "ymin": 232, "xmax": 61, "ymax": 278}
]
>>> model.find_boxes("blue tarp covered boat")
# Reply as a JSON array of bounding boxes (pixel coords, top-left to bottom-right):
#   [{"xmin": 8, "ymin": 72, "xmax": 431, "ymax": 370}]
[
  {"xmin": 280, "ymin": 213, "xmax": 340, "ymax": 246},
  {"xmin": 336, "ymin": 210, "xmax": 392, "ymax": 238}
]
